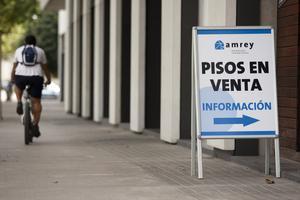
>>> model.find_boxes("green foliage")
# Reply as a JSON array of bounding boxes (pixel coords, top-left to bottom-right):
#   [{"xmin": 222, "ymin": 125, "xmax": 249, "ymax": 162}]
[
  {"xmin": 0, "ymin": 0, "xmax": 39, "ymax": 34},
  {"xmin": 0, "ymin": 0, "xmax": 39, "ymax": 62},
  {"xmin": 2, "ymin": 25, "xmax": 26, "ymax": 59}
]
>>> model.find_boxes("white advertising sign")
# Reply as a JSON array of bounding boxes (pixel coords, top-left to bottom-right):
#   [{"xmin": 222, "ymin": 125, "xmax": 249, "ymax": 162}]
[{"xmin": 195, "ymin": 27, "xmax": 279, "ymax": 139}]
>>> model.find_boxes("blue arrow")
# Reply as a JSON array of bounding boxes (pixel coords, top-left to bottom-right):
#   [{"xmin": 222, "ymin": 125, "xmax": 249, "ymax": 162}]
[{"xmin": 213, "ymin": 115, "xmax": 259, "ymax": 127}]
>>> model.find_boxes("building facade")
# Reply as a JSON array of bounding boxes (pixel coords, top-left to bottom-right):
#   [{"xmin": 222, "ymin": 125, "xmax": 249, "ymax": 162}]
[
  {"xmin": 277, "ymin": 0, "xmax": 300, "ymax": 158},
  {"xmin": 40, "ymin": 0, "xmax": 300, "ymax": 159}
]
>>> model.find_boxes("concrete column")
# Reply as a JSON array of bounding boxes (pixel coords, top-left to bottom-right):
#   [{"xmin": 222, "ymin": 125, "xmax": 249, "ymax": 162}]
[
  {"xmin": 72, "ymin": 0, "xmax": 81, "ymax": 115},
  {"xmin": 81, "ymin": 0, "xmax": 92, "ymax": 118},
  {"xmin": 261, "ymin": 0, "xmax": 277, "ymax": 27},
  {"xmin": 109, "ymin": 0, "xmax": 122, "ymax": 125},
  {"xmin": 199, "ymin": 0, "xmax": 236, "ymax": 26},
  {"xmin": 199, "ymin": 0, "xmax": 236, "ymax": 150},
  {"xmin": 160, "ymin": 0, "xmax": 182, "ymax": 143},
  {"xmin": 130, "ymin": 0, "xmax": 145, "ymax": 132},
  {"xmin": 64, "ymin": 0, "xmax": 73, "ymax": 112},
  {"xmin": 93, "ymin": 0, "xmax": 105, "ymax": 122}
]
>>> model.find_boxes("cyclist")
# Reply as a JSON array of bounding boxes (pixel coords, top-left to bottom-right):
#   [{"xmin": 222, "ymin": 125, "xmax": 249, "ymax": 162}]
[{"xmin": 10, "ymin": 35, "xmax": 51, "ymax": 137}]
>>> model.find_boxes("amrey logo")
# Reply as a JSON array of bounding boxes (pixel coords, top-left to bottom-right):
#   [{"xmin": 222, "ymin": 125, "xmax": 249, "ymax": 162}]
[
  {"xmin": 215, "ymin": 40, "xmax": 224, "ymax": 50},
  {"xmin": 215, "ymin": 40, "xmax": 254, "ymax": 50}
]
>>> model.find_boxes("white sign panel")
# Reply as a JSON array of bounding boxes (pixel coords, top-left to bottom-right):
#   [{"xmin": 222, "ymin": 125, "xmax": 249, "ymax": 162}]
[{"xmin": 195, "ymin": 27, "xmax": 279, "ymax": 139}]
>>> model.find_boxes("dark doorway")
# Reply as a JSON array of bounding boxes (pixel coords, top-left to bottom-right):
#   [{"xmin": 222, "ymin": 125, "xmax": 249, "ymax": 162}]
[
  {"xmin": 103, "ymin": 0, "xmax": 110, "ymax": 118},
  {"xmin": 90, "ymin": 0, "xmax": 95, "ymax": 119},
  {"xmin": 180, "ymin": 0, "xmax": 199, "ymax": 139},
  {"xmin": 298, "ymin": 101, "xmax": 300, "ymax": 151},
  {"xmin": 68, "ymin": 9, "xmax": 74, "ymax": 113},
  {"xmin": 78, "ymin": 0, "xmax": 83, "ymax": 116},
  {"xmin": 145, "ymin": 0, "xmax": 161, "ymax": 131},
  {"xmin": 234, "ymin": 0, "xmax": 260, "ymax": 156},
  {"xmin": 236, "ymin": 0, "xmax": 260, "ymax": 26},
  {"xmin": 60, "ymin": 35, "xmax": 65, "ymax": 102},
  {"xmin": 121, "ymin": 0, "xmax": 131, "ymax": 123}
]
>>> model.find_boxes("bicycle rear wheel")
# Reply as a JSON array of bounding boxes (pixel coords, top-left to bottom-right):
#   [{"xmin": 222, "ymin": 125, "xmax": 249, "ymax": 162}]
[{"xmin": 24, "ymin": 102, "xmax": 32, "ymax": 145}]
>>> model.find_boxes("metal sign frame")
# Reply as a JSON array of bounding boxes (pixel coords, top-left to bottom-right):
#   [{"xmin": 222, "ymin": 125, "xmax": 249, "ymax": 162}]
[{"xmin": 191, "ymin": 26, "xmax": 281, "ymax": 179}]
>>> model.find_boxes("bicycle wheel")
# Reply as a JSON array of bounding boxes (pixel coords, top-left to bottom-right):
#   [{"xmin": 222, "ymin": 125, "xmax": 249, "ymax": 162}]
[{"xmin": 24, "ymin": 102, "xmax": 31, "ymax": 145}]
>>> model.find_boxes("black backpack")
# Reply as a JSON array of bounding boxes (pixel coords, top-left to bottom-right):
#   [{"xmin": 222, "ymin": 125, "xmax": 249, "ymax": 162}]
[{"xmin": 21, "ymin": 45, "xmax": 38, "ymax": 66}]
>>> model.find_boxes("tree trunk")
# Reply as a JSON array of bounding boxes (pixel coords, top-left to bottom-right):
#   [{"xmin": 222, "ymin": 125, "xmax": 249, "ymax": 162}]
[{"xmin": 0, "ymin": 32, "xmax": 3, "ymax": 120}]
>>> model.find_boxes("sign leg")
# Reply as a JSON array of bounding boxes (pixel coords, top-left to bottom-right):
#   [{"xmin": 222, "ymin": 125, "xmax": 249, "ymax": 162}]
[
  {"xmin": 191, "ymin": 44, "xmax": 197, "ymax": 177},
  {"xmin": 274, "ymin": 138, "xmax": 281, "ymax": 178},
  {"xmin": 197, "ymin": 138, "xmax": 203, "ymax": 179},
  {"xmin": 191, "ymin": 109, "xmax": 197, "ymax": 176},
  {"xmin": 264, "ymin": 138, "xmax": 270, "ymax": 175}
]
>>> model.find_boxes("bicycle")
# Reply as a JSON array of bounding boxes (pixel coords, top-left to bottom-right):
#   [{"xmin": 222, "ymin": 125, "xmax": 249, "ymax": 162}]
[{"xmin": 22, "ymin": 85, "xmax": 33, "ymax": 145}]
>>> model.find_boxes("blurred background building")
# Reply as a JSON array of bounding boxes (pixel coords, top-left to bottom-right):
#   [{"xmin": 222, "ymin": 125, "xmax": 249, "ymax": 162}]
[{"xmin": 38, "ymin": 0, "xmax": 300, "ymax": 160}]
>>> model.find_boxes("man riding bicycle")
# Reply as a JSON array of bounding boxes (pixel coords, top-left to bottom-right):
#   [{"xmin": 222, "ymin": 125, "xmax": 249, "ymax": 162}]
[{"xmin": 10, "ymin": 35, "xmax": 51, "ymax": 137}]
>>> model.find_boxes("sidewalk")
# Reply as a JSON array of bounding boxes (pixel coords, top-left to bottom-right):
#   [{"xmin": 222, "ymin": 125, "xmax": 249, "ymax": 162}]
[
  {"xmin": 0, "ymin": 101, "xmax": 300, "ymax": 200},
  {"xmin": 178, "ymin": 141, "xmax": 300, "ymax": 183}
]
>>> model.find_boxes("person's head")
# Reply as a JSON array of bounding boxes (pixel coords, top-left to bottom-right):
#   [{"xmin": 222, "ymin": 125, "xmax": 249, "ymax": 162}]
[{"xmin": 24, "ymin": 35, "xmax": 36, "ymax": 45}]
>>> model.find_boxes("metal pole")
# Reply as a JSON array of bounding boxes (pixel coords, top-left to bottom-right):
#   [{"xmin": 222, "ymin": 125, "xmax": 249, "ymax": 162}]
[
  {"xmin": 191, "ymin": 40, "xmax": 196, "ymax": 176},
  {"xmin": 192, "ymin": 28, "xmax": 203, "ymax": 179},
  {"xmin": 197, "ymin": 138, "xmax": 203, "ymax": 179},
  {"xmin": 274, "ymin": 138, "xmax": 281, "ymax": 178}
]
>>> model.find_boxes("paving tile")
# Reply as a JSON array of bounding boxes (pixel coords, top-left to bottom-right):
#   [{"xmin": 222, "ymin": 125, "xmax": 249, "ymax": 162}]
[{"xmin": 0, "ymin": 101, "xmax": 300, "ymax": 200}]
